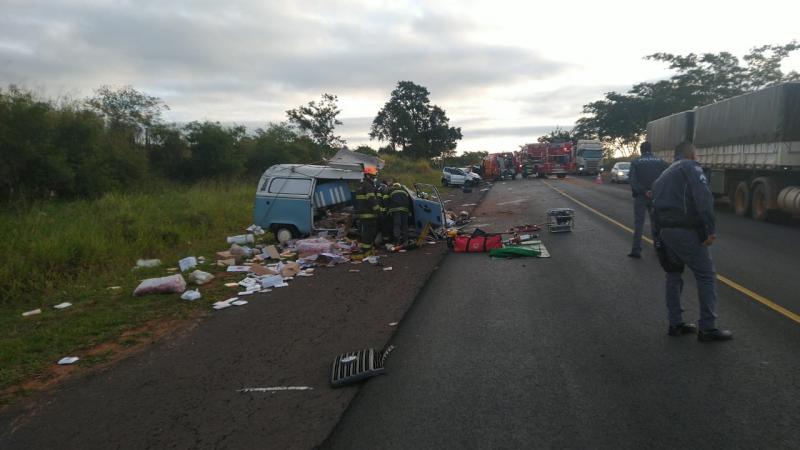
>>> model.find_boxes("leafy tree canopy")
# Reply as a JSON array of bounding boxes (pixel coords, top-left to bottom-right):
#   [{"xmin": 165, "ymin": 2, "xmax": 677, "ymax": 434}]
[
  {"xmin": 286, "ymin": 93, "xmax": 344, "ymax": 150},
  {"xmin": 574, "ymin": 41, "xmax": 800, "ymax": 156},
  {"xmin": 370, "ymin": 81, "xmax": 462, "ymax": 159}
]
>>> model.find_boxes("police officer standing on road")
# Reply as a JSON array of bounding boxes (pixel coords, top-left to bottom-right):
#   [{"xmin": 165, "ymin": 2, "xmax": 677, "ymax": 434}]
[
  {"xmin": 628, "ymin": 141, "xmax": 668, "ymax": 258},
  {"xmin": 652, "ymin": 142, "xmax": 733, "ymax": 341}
]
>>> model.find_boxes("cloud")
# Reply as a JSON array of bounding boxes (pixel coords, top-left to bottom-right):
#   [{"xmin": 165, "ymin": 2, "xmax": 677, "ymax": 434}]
[
  {"xmin": 0, "ymin": 0, "xmax": 578, "ymax": 151},
  {"xmin": 465, "ymin": 125, "xmax": 558, "ymax": 139}
]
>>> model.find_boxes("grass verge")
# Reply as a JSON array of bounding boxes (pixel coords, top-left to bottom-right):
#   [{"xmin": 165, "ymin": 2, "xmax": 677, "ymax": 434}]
[{"xmin": 0, "ymin": 180, "xmax": 257, "ymax": 399}]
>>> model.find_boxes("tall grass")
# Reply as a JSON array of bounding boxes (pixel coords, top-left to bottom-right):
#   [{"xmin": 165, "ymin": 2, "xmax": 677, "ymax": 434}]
[
  {"xmin": 379, "ymin": 155, "xmax": 442, "ymax": 187},
  {"xmin": 0, "ymin": 181, "xmax": 256, "ymax": 392},
  {"xmin": 0, "ymin": 181, "xmax": 255, "ymax": 307}
]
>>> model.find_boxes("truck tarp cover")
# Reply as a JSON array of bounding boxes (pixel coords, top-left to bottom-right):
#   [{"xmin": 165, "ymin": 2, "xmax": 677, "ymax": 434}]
[
  {"xmin": 646, "ymin": 111, "xmax": 694, "ymax": 153},
  {"xmin": 693, "ymin": 82, "xmax": 800, "ymax": 147}
]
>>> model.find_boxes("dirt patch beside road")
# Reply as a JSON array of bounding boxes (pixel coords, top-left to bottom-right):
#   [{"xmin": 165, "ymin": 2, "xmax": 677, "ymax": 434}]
[{"xmin": 0, "ymin": 185, "xmax": 489, "ymax": 450}]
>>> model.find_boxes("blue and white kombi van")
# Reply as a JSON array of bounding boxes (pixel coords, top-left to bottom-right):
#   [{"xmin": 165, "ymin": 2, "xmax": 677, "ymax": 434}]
[{"xmin": 254, "ymin": 164, "xmax": 446, "ymax": 243}]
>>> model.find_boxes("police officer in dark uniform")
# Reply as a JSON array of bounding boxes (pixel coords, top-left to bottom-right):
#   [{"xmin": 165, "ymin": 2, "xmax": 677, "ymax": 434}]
[
  {"xmin": 652, "ymin": 142, "xmax": 732, "ymax": 341},
  {"xmin": 628, "ymin": 141, "xmax": 668, "ymax": 258}
]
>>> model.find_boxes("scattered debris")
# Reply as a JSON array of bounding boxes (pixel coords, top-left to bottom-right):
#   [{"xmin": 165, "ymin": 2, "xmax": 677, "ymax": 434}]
[
  {"xmin": 231, "ymin": 300, "xmax": 249, "ymax": 306},
  {"xmin": 188, "ymin": 270, "xmax": 215, "ymax": 285},
  {"xmin": 264, "ymin": 245, "xmax": 281, "ymax": 260},
  {"xmin": 213, "ymin": 298, "xmax": 238, "ymax": 310},
  {"xmin": 245, "ymin": 224, "xmax": 266, "ymax": 235},
  {"xmin": 227, "ymin": 234, "xmax": 255, "ymax": 245},
  {"xmin": 250, "ymin": 264, "xmax": 277, "ymax": 276},
  {"xmin": 107, "ymin": 286, "xmax": 122, "ymax": 290},
  {"xmin": 224, "ymin": 282, "xmax": 239, "ymax": 287},
  {"xmin": 53, "ymin": 302, "xmax": 72, "ymax": 310},
  {"xmin": 57, "ymin": 356, "xmax": 79, "ymax": 365},
  {"xmin": 383, "ymin": 267, "xmax": 393, "ymax": 271},
  {"xmin": 226, "ymin": 265, "xmax": 251, "ymax": 272},
  {"xmin": 180, "ymin": 289, "xmax": 202, "ymax": 301},
  {"xmin": 331, "ymin": 346, "xmax": 394, "ymax": 387},
  {"xmin": 348, "ymin": 269, "xmax": 360, "ymax": 273},
  {"xmin": 547, "ymin": 208, "xmax": 575, "ymax": 233},
  {"xmin": 388, "ymin": 322, "xmax": 398, "ymax": 327},
  {"xmin": 261, "ymin": 275, "xmax": 285, "ymax": 289},
  {"xmin": 237, "ymin": 386, "xmax": 314, "ymax": 392},
  {"xmin": 22, "ymin": 308, "xmax": 42, "ymax": 317},
  {"xmin": 178, "ymin": 256, "xmax": 198, "ymax": 272},
  {"xmin": 135, "ymin": 259, "xmax": 161, "ymax": 269},
  {"xmin": 133, "ymin": 274, "xmax": 187, "ymax": 296}
]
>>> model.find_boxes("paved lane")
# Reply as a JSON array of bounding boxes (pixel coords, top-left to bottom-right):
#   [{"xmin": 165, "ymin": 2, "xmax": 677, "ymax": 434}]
[
  {"xmin": 553, "ymin": 176, "xmax": 800, "ymax": 324},
  {"xmin": 324, "ymin": 177, "xmax": 800, "ymax": 449}
]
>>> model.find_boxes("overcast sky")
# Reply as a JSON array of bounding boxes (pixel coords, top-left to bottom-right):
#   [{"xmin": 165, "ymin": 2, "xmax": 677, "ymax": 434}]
[{"xmin": 2, "ymin": 0, "xmax": 799, "ymax": 152}]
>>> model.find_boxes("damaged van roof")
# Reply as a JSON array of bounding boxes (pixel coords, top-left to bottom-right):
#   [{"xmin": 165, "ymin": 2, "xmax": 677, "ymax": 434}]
[{"xmin": 263, "ymin": 164, "xmax": 364, "ymax": 180}]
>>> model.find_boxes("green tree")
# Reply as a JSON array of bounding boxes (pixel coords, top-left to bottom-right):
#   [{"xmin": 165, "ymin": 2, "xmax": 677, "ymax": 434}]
[
  {"xmin": 370, "ymin": 81, "xmax": 462, "ymax": 159},
  {"xmin": 85, "ymin": 85, "xmax": 168, "ymax": 144},
  {"xmin": 537, "ymin": 127, "xmax": 586, "ymax": 144},
  {"xmin": 243, "ymin": 123, "xmax": 322, "ymax": 176},
  {"xmin": 575, "ymin": 41, "xmax": 800, "ymax": 156},
  {"xmin": 353, "ymin": 145, "xmax": 378, "ymax": 156},
  {"xmin": 286, "ymin": 93, "xmax": 344, "ymax": 150},
  {"xmin": 184, "ymin": 121, "xmax": 247, "ymax": 180}
]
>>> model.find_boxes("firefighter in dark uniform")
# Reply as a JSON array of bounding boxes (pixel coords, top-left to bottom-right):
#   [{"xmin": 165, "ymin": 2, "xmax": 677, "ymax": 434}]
[
  {"xmin": 387, "ymin": 180, "xmax": 410, "ymax": 245},
  {"xmin": 652, "ymin": 142, "xmax": 732, "ymax": 341},
  {"xmin": 628, "ymin": 141, "xmax": 669, "ymax": 258},
  {"xmin": 354, "ymin": 166, "xmax": 380, "ymax": 253},
  {"xmin": 377, "ymin": 178, "xmax": 392, "ymax": 243}
]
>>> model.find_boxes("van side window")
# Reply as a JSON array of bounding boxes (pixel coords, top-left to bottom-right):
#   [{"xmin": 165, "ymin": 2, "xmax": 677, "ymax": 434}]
[{"xmin": 268, "ymin": 178, "xmax": 312, "ymax": 195}]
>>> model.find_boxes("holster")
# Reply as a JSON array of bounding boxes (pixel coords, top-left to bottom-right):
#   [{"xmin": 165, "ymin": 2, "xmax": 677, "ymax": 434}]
[{"xmin": 653, "ymin": 235, "xmax": 685, "ymax": 274}]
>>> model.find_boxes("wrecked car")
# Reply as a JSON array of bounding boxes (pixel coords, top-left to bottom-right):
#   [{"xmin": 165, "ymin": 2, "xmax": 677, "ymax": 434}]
[{"xmin": 254, "ymin": 164, "xmax": 446, "ymax": 243}]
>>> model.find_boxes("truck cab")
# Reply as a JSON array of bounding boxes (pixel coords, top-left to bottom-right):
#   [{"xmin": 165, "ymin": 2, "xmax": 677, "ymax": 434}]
[{"xmin": 574, "ymin": 139, "xmax": 604, "ymax": 175}]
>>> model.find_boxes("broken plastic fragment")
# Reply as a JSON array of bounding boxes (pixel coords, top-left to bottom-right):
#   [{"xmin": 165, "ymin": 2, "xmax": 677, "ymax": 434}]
[
  {"xmin": 53, "ymin": 302, "xmax": 72, "ymax": 310},
  {"xmin": 22, "ymin": 308, "xmax": 42, "ymax": 317},
  {"xmin": 135, "ymin": 259, "xmax": 161, "ymax": 268},
  {"xmin": 224, "ymin": 282, "xmax": 239, "ymax": 287},
  {"xmin": 383, "ymin": 267, "xmax": 393, "ymax": 271},
  {"xmin": 180, "ymin": 289, "xmax": 202, "ymax": 301},
  {"xmin": 178, "ymin": 256, "xmax": 198, "ymax": 272},
  {"xmin": 58, "ymin": 356, "xmax": 79, "ymax": 365},
  {"xmin": 231, "ymin": 300, "xmax": 248, "ymax": 306}
]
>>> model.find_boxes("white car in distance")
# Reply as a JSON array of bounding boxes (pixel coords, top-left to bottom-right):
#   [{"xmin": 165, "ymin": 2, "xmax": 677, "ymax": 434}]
[{"xmin": 610, "ymin": 162, "xmax": 630, "ymax": 183}]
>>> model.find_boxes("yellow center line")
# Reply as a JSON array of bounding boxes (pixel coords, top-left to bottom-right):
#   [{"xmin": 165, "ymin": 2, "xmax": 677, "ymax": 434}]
[{"xmin": 543, "ymin": 180, "xmax": 800, "ymax": 325}]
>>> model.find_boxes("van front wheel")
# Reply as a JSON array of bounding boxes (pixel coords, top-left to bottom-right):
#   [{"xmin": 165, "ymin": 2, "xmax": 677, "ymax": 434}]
[{"xmin": 273, "ymin": 225, "xmax": 298, "ymax": 243}]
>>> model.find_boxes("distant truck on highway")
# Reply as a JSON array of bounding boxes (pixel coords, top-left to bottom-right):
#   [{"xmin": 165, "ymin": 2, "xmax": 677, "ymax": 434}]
[
  {"xmin": 646, "ymin": 82, "xmax": 800, "ymax": 221},
  {"xmin": 482, "ymin": 152, "xmax": 518, "ymax": 181},
  {"xmin": 518, "ymin": 142, "xmax": 574, "ymax": 179},
  {"xmin": 572, "ymin": 139, "xmax": 604, "ymax": 175}
]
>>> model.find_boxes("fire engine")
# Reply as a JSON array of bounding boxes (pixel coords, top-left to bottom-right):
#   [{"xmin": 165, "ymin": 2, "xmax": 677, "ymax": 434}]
[{"xmin": 518, "ymin": 142, "xmax": 575, "ymax": 179}]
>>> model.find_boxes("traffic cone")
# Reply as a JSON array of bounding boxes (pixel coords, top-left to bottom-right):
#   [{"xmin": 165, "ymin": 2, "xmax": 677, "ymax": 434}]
[{"xmin": 595, "ymin": 173, "xmax": 603, "ymax": 184}]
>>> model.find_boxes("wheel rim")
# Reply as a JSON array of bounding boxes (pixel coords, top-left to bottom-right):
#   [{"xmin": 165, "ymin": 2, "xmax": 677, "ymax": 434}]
[{"xmin": 276, "ymin": 228, "xmax": 292, "ymax": 243}]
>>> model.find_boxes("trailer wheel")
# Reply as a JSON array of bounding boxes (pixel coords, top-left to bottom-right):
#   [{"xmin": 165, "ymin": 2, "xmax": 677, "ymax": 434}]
[
  {"xmin": 556, "ymin": 174, "xmax": 566, "ymax": 179},
  {"xmin": 733, "ymin": 181, "xmax": 751, "ymax": 217},
  {"xmin": 751, "ymin": 177, "xmax": 779, "ymax": 222}
]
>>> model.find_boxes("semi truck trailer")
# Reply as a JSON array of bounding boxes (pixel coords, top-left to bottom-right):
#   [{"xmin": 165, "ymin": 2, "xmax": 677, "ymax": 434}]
[{"xmin": 646, "ymin": 82, "xmax": 800, "ymax": 221}]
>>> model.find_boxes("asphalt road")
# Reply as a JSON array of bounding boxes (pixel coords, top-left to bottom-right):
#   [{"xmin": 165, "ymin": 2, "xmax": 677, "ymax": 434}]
[{"xmin": 324, "ymin": 176, "xmax": 800, "ymax": 449}]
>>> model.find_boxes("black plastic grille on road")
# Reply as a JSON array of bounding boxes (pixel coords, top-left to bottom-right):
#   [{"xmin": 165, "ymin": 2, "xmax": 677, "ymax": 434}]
[{"xmin": 330, "ymin": 347, "xmax": 393, "ymax": 387}]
